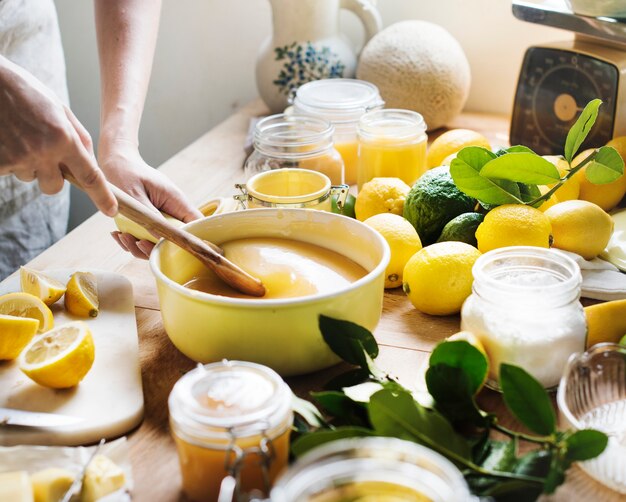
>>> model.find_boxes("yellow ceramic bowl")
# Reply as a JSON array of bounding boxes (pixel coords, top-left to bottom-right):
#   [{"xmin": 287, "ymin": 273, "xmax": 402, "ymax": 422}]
[{"xmin": 149, "ymin": 208, "xmax": 390, "ymax": 376}]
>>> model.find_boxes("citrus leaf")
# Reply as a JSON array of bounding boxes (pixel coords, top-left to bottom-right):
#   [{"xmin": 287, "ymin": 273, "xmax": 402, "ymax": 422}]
[
  {"xmin": 500, "ymin": 364, "xmax": 556, "ymax": 436},
  {"xmin": 564, "ymin": 99, "xmax": 601, "ymax": 163},
  {"xmin": 323, "ymin": 368, "xmax": 371, "ymax": 390},
  {"xmin": 565, "ymin": 429, "xmax": 609, "ymax": 461},
  {"xmin": 450, "ymin": 147, "xmax": 523, "ymax": 205},
  {"xmin": 429, "ymin": 340, "xmax": 488, "ymax": 395},
  {"xmin": 585, "ymin": 146, "xmax": 624, "ymax": 184},
  {"xmin": 425, "ymin": 364, "xmax": 485, "ymax": 424},
  {"xmin": 477, "ymin": 440, "xmax": 518, "ymax": 472},
  {"xmin": 292, "ymin": 395, "xmax": 326, "ymax": 428},
  {"xmin": 518, "ymin": 183, "xmax": 542, "ymax": 204},
  {"xmin": 319, "ymin": 315, "xmax": 378, "ymax": 367},
  {"xmin": 368, "ymin": 388, "xmax": 471, "ymax": 459},
  {"xmin": 291, "ymin": 426, "xmax": 376, "ymax": 457},
  {"xmin": 480, "ymin": 153, "xmax": 560, "ymax": 184},
  {"xmin": 507, "ymin": 145, "xmax": 537, "ymax": 154}
]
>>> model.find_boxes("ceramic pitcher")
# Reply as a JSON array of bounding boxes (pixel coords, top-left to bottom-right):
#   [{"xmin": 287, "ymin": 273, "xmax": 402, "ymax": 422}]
[{"xmin": 256, "ymin": 0, "xmax": 382, "ymax": 113}]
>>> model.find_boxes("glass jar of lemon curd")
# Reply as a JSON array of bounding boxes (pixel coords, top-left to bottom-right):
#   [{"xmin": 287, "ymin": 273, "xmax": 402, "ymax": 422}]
[
  {"xmin": 168, "ymin": 360, "xmax": 293, "ymax": 502},
  {"xmin": 271, "ymin": 437, "xmax": 472, "ymax": 502},
  {"xmin": 461, "ymin": 247, "xmax": 586, "ymax": 390},
  {"xmin": 357, "ymin": 109, "xmax": 428, "ymax": 190},
  {"xmin": 292, "ymin": 79, "xmax": 384, "ymax": 185},
  {"xmin": 244, "ymin": 114, "xmax": 345, "ymax": 185}
]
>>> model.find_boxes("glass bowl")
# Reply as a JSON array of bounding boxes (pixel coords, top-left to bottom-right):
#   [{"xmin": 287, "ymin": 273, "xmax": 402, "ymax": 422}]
[{"xmin": 557, "ymin": 343, "xmax": 626, "ymax": 493}]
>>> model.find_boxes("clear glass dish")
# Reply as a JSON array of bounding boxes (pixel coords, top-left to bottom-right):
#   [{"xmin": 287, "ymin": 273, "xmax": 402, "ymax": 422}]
[{"xmin": 557, "ymin": 343, "xmax": 626, "ymax": 493}]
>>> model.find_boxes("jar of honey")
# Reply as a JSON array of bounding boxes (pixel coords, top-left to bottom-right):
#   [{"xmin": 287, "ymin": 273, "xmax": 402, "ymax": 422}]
[
  {"xmin": 271, "ymin": 437, "xmax": 472, "ymax": 502},
  {"xmin": 168, "ymin": 360, "xmax": 293, "ymax": 502},
  {"xmin": 292, "ymin": 79, "xmax": 384, "ymax": 185},
  {"xmin": 357, "ymin": 109, "xmax": 428, "ymax": 190},
  {"xmin": 234, "ymin": 168, "xmax": 348, "ymax": 212},
  {"xmin": 244, "ymin": 114, "xmax": 345, "ymax": 185}
]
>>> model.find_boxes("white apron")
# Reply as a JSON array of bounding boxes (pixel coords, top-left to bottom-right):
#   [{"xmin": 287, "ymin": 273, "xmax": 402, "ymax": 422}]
[{"xmin": 0, "ymin": 0, "xmax": 71, "ymax": 279}]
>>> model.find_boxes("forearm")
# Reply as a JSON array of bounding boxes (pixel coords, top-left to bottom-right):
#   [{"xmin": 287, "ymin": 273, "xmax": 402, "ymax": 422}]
[{"xmin": 95, "ymin": 0, "xmax": 161, "ymax": 154}]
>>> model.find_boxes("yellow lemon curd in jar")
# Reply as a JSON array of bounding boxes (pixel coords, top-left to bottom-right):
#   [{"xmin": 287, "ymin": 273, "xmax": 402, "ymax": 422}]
[
  {"xmin": 307, "ymin": 481, "xmax": 433, "ymax": 502},
  {"xmin": 335, "ymin": 140, "xmax": 359, "ymax": 186},
  {"xmin": 183, "ymin": 237, "xmax": 367, "ymax": 299}
]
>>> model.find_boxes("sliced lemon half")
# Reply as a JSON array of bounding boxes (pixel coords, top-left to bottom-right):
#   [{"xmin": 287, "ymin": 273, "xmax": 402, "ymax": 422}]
[
  {"xmin": 19, "ymin": 321, "xmax": 95, "ymax": 388},
  {"xmin": 65, "ymin": 272, "xmax": 99, "ymax": 318},
  {"xmin": 20, "ymin": 266, "xmax": 66, "ymax": 306},
  {"xmin": 0, "ymin": 292, "xmax": 54, "ymax": 333},
  {"xmin": 0, "ymin": 313, "xmax": 40, "ymax": 360}
]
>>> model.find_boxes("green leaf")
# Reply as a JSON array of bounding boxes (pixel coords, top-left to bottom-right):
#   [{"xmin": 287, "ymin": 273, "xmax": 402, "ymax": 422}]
[
  {"xmin": 478, "ymin": 440, "xmax": 518, "ymax": 472},
  {"xmin": 368, "ymin": 389, "xmax": 471, "ymax": 459},
  {"xmin": 518, "ymin": 183, "xmax": 542, "ymax": 204},
  {"xmin": 319, "ymin": 315, "xmax": 378, "ymax": 368},
  {"xmin": 311, "ymin": 390, "xmax": 367, "ymax": 423},
  {"xmin": 564, "ymin": 99, "xmax": 602, "ymax": 163},
  {"xmin": 291, "ymin": 426, "xmax": 376, "ymax": 457},
  {"xmin": 500, "ymin": 364, "xmax": 556, "ymax": 436},
  {"xmin": 507, "ymin": 145, "xmax": 537, "ymax": 154},
  {"xmin": 544, "ymin": 456, "xmax": 566, "ymax": 494},
  {"xmin": 514, "ymin": 450, "xmax": 552, "ymax": 477},
  {"xmin": 324, "ymin": 368, "xmax": 372, "ymax": 390},
  {"xmin": 565, "ymin": 429, "xmax": 609, "ymax": 461},
  {"xmin": 480, "ymin": 153, "xmax": 560, "ymax": 185},
  {"xmin": 429, "ymin": 340, "xmax": 489, "ymax": 395},
  {"xmin": 292, "ymin": 395, "xmax": 326, "ymax": 428},
  {"xmin": 450, "ymin": 147, "xmax": 523, "ymax": 205},
  {"xmin": 425, "ymin": 364, "xmax": 485, "ymax": 424},
  {"xmin": 585, "ymin": 146, "xmax": 625, "ymax": 184}
]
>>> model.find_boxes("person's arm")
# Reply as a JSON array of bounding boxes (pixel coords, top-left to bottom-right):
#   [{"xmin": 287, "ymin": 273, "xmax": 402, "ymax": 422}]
[
  {"xmin": 0, "ymin": 55, "xmax": 117, "ymax": 216},
  {"xmin": 95, "ymin": 0, "xmax": 201, "ymax": 258}
]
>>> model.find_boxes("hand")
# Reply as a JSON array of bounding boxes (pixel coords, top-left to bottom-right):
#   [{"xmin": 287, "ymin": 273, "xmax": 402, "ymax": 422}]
[
  {"xmin": 99, "ymin": 140, "xmax": 202, "ymax": 259},
  {"xmin": 0, "ymin": 57, "xmax": 117, "ymax": 216}
]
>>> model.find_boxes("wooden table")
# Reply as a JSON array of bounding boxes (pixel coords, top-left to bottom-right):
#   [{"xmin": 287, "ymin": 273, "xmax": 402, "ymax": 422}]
[{"xmin": 10, "ymin": 101, "xmax": 620, "ymax": 501}]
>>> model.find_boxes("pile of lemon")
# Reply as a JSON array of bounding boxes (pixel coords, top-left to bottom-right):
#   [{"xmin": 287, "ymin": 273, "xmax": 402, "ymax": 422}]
[
  {"xmin": 0, "ymin": 269, "xmax": 99, "ymax": 388},
  {"xmin": 353, "ymin": 130, "xmax": 626, "ymax": 318}
]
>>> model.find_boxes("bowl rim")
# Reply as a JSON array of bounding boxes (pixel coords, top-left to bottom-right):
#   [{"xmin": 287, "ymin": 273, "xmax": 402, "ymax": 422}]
[{"xmin": 149, "ymin": 208, "xmax": 391, "ymax": 307}]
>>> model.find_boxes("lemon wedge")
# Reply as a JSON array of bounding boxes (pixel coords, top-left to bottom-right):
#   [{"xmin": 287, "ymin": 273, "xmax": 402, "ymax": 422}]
[
  {"xmin": 19, "ymin": 321, "xmax": 95, "ymax": 389},
  {"xmin": 0, "ymin": 292, "xmax": 54, "ymax": 333},
  {"xmin": 31, "ymin": 468, "xmax": 75, "ymax": 502},
  {"xmin": 20, "ymin": 267, "xmax": 66, "ymax": 306},
  {"xmin": 0, "ymin": 313, "xmax": 39, "ymax": 360},
  {"xmin": 65, "ymin": 272, "xmax": 98, "ymax": 318},
  {"xmin": 82, "ymin": 455, "xmax": 126, "ymax": 502}
]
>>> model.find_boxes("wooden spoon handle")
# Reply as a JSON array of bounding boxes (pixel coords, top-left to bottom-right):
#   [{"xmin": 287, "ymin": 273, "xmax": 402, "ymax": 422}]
[{"xmin": 64, "ymin": 171, "xmax": 266, "ymax": 297}]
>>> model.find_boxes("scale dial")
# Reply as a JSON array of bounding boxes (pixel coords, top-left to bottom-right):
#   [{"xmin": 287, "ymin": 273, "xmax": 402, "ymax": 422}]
[{"xmin": 510, "ymin": 47, "xmax": 618, "ymax": 155}]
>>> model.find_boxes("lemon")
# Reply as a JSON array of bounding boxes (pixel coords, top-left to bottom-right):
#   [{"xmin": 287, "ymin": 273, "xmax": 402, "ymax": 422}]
[
  {"xmin": 0, "ymin": 292, "xmax": 54, "ymax": 333},
  {"xmin": 426, "ymin": 129, "xmax": 491, "ymax": 168},
  {"xmin": 363, "ymin": 213, "xmax": 422, "ymax": 288},
  {"xmin": 544, "ymin": 155, "xmax": 580, "ymax": 202},
  {"xmin": 402, "ymin": 242, "xmax": 481, "ymax": 316},
  {"xmin": 355, "ymin": 177, "xmax": 411, "ymax": 222},
  {"xmin": 544, "ymin": 200, "xmax": 613, "ymax": 260},
  {"xmin": 0, "ymin": 314, "xmax": 39, "ymax": 360},
  {"xmin": 475, "ymin": 204, "xmax": 552, "ymax": 253},
  {"xmin": 31, "ymin": 468, "xmax": 75, "ymax": 502},
  {"xmin": 446, "ymin": 330, "xmax": 489, "ymax": 394},
  {"xmin": 19, "ymin": 321, "xmax": 95, "ymax": 388},
  {"xmin": 19, "ymin": 267, "xmax": 66, "ymax": 306},
  {"xmin": 537, "ymin": 185, "xmax": 559, "ymax": 212},
  {"xmin": 584, "ymin": 299, "xmax": 626, "ymax": 348},
  {"xmin": 65, "ymin": 272, "xmax": 99, "ymax": 318},
  {"xmin": 574, "ymin": 147, "xmax": 626, "ymax": 211}
]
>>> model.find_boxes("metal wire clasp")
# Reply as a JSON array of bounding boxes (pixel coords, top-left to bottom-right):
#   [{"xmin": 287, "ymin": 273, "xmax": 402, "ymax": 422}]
[{"xmin": 233, "ymin": 184, "xmax": 249, "ymax": 210}]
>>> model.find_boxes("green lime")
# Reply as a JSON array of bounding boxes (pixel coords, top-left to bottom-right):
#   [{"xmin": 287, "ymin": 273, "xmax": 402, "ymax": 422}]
[
  {"xmin": 403, "ymin": 166, "xmax": 476, "ymax": 245},
  {"xmin": 332, "ymin": 193, "xmax": 356, "ymax": 218},
  {"xmin": 437, "ymin": 212, "xmax": 485, "ymax": 247}
]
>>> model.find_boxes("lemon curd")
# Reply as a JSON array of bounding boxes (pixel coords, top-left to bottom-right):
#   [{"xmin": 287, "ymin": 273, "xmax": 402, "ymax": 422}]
[
  {"xmin": 183, "ymin": 237, "xmax": 367, "ymax": 299},
  {"xmin": 169, "ymin": 361, "xmax": 293, "ymax": 502},
  {"xmin": 306, "ymin": 481, "xmax": 432, "ymax": 502},
  {"xmin": 334, "ymin": 141, "xmax": 359, "ymax": 185}
]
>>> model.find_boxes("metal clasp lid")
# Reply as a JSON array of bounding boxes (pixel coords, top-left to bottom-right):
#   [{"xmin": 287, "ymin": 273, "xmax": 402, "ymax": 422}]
[
  {"xmin": 331, "ymin": 184, "xmax": 349, "ymax": 211},
  {"xmin": 233, "ymin": 184, "xmax": 249, "ymax": 210}
]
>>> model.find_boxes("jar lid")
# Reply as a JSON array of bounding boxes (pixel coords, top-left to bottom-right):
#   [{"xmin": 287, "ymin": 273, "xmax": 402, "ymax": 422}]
[
  {"xmin": 169, "ymin": 360, "xmax": 292, "ymax": 440},
  {"xmin": 293, "ymin": 79, "xmax": 384, "ymax": 123}
]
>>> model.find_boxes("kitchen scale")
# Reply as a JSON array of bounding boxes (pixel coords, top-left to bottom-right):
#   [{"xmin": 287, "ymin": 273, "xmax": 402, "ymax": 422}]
[{"xmin": 510, "ymin": 0, "xmax": 626, "ymax": 155}]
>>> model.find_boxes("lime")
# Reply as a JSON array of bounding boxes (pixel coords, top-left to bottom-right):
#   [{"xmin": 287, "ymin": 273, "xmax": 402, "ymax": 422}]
[
  {"xmin": 332, "ymin": 193, "xmax": 356, "ymax": 218},
  {"xmin": 403, "ymin": 166, "xmax": 475, "ymax": 245},
  {"xmin": 437, "ymin": 212, "xmax": 484, "ymax": 246}
]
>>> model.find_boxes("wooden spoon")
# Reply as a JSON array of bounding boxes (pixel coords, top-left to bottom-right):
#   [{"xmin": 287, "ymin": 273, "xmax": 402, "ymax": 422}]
[{"xmin": 64, "ymin": 172, "xmax": 266, "ymax": 297}]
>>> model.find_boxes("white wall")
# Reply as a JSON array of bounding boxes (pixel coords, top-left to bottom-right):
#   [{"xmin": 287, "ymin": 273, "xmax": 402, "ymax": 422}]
[{"xmin": 54, "ymin": 0, "xmax": 570, "ymax": 227}]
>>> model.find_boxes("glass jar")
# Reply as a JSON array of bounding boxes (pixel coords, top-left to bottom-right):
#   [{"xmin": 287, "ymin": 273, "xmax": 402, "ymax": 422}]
[
  {"xmin": 234, "ymin": 168, "xmax": 348, "ymax": 212},
  {"xmin": 292, "ymin": 79, "xmax": 384, "ymax": 185},
  {"xmin": 244, "ymin": 114, "xmax": 345, "ymax": 185},
  {"xmin": 357, "ymin": 109, "xmax": 428, "ymax": 190},
  {"xmin": 271, "ymin": 437, "xmax": 472, "ymax": 502},
  {"xmin": 461, "ymin": 246, "xmax": 586, "ymax": 390},
  {"xmin": 168, "ymin": 360, "xmax": 293, "ymax": 502}
]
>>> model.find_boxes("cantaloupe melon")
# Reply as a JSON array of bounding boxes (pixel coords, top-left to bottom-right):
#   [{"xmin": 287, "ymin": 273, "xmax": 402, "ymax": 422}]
[{"xmin": 357, "ymin": 21, "xmax": 471, "ymax": 131}]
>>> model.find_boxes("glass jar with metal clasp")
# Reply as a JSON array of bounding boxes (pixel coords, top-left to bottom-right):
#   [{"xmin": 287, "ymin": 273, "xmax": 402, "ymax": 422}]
[
  {"xmin": 168, "ymin": 360, "xmax": 293, "ymax": 502},
  {"xmin": 234, "ymin": 168, "xmax": 348, "ymax": 212}
]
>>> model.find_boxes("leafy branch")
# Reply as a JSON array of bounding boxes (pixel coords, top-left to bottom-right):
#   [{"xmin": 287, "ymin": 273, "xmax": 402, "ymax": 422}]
[
  {"xmin": 450, "ymin": 99, "xmax": 624, "ymax": 209},
  {"xmin": 291, "ymin": 316, "xmax": 608, "ymax": 501}
]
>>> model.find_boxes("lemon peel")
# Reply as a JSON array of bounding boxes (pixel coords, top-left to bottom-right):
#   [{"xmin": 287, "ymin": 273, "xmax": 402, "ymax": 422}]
[{"xmin": 65, "ymin": 272, "xmax": 99, "ymax": 318}]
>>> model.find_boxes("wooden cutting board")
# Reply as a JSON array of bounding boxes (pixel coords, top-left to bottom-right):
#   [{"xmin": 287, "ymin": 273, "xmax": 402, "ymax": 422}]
[{"xmin": 0, "ymin": 270, "xmax": 144, "ymax": 446}]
